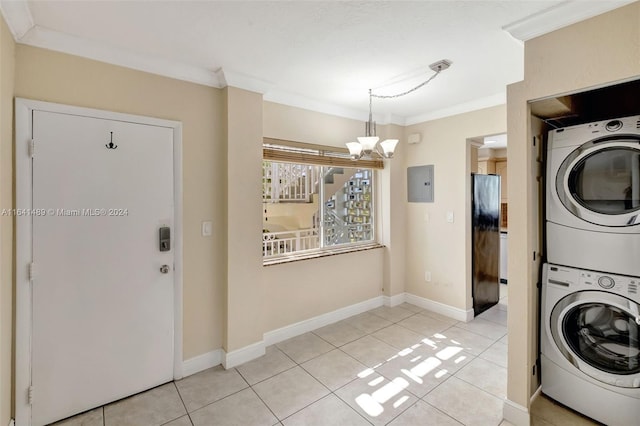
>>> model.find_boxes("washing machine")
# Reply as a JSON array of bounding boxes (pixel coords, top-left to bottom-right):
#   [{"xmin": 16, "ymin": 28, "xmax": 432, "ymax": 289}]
[
  {"xmin": 546, "ymin": 115, "xmax": 640, "ymax": 276},
  {"xmin": 541, "ymin": 263, "xmax": 640, "ymax": 425}
]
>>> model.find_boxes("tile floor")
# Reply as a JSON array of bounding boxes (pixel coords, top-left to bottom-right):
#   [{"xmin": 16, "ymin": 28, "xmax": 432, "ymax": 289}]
[{"xmin": 51, "ymin": 286, "xmax": 596, "ymax": 426}]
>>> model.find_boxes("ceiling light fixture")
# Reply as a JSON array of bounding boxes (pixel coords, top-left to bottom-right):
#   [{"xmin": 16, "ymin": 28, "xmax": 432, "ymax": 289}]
[{"xmin": 346, "ymin": 59, "xmax": 452, "ymax": 160}]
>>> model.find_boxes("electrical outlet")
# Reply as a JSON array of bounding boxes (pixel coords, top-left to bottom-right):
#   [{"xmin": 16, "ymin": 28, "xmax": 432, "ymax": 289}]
[{"xmin": 425, "ymin": 271, "xmax": 432, "ymax": 282}]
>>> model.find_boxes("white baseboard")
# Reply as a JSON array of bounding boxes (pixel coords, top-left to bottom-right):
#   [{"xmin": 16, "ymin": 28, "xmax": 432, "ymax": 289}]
[
  {"xmin": 181, "ymin": 296, "xmax": 384, "ymax": 376},
  {"xmin": 502, "ymin": 398, "xmax": 530, "ymax": 426},
  {"xmin": 182, "ymin": 293, "xmax": 473, "ymax": 375},
  {"xmin": 223, "ymin": 340, "xmax": 266, "ymax": 369},
  {"xmin": 404, "ymin": 293, "xmax": 474, "ymax": 322},
  {"xmin": 264, "ymin": 296, "xmax": 384, "ymax": 346},
  {"xmin": 383, "ymin": 293, "xmax": 406, "ymax": 307},
  {"xmin": 182, "ymin": 349, "xmax": 224, "ymax": 377}
]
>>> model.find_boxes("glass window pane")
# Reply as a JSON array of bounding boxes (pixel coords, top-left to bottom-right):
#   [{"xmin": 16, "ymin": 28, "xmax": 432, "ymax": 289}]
[
  {"xmin": 323, "ymin": 167, "xmax": 374, "ymax": 247},
  {"xmin": 262, "ymin": 161, "xmax": 375, "ymax": 258},
  {"xmin": 262, "ymin": 161, "xmax": 320, "ymax": 256},
  {"xmin": 563, "ymin": 303, "xmax": 640, "ymax": 375},
  {"xmin": 568, "ymin": 148, "xmax": 640, "ymax": 214}
]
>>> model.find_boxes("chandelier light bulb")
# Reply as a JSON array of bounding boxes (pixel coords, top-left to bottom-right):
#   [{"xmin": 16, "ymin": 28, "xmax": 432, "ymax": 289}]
[
  {"xmin": 379, "ymin": 139, "xmax": 399, "ymax": 158},
  {"xmin": 346, "ymin": 142, "xmax": 363, "ymax": 160},
  {"xmin": 357, "ymin": 136, "xmax": 379, "ymax": 155}
]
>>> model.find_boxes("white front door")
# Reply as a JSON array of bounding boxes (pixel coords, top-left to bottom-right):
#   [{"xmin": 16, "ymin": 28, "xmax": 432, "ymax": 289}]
[{"xmin": 30, "ymin": 110, "xmax": 175, "ymax": 425}]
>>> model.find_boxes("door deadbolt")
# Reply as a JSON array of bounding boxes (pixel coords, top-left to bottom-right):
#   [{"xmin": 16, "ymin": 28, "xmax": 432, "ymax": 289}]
[
  {"xmin": 160, "ymin": 265, "xmax": 170, "ymax": 274},
  {"xmin": 159, "ymin": 227, "xmax": 171, "ymax": 252}
]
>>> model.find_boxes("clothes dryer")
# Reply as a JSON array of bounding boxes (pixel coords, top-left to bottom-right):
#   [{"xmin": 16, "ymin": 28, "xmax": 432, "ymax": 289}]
[
  {"xmin": 541, "ymin": 263, "xmax": 640, "ymax": 426},
  {"xmin": 547, "ymin": 115, "xmax": 640, "ymax": 275}
]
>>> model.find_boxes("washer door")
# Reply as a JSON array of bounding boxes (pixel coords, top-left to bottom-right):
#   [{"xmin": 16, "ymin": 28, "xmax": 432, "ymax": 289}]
[
  {"xmin": 556, "ymin": 135, "xmax": 640, "ymax": 226},
  {"xmin": 550, "ymin": 290, "xmax": 640, "ymax": 388}
]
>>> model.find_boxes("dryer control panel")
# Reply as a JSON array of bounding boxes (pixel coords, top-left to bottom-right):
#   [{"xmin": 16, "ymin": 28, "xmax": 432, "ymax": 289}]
[
  {"xmin": 547, "ymin": 114, "xmax": 640, "ymax": 148},
  {"xmin": 547, "ymin": 264, "xmax": 639, "ymax": 302}
]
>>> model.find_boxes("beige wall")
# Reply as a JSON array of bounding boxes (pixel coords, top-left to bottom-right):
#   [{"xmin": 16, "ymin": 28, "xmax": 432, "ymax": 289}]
[
  {"xmin": 378, "ymin": 124, "xmax": 406, "ymax": 297},
  {"xmin": 403, "ymin": 105, "xmax": 506, "ymax": 311},
  {"xmin": 0, "ymin": 13, "xmax": 15, "ymax": 426},
  {"xmin": 263, "ymin": 248, "xmax": 384, "ymax": 332},
  {"xmin": 262, "ymin": 102, "xmax": 388, "ymax": 325},
  {"xmin": 13, "ymin": 45, "xmax": 227, "ymax": 360},
  {"xmin": 224, "ymin": 87, "xmax": 264, "ymax": 351},
  {"xmin": 506, "ymin": 1, "xmax": 640, "ymax": 413},
  {"xmin": 263, "ymin": 101, "xmax": 364, "ymax": 148}
]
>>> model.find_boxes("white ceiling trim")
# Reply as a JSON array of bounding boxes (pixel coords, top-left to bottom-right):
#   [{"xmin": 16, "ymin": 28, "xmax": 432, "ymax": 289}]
[
  {"xmin": 503, "ymin": 0, "xmax": 636, "ymax": 41},
  {"xmin": 264, "ymin": 89, "xmax": 371, "ymax": 123},
  {"xmin": 264, "ymin": 89, "xmax": 412, "ymax": 126},
  {"xmin": 19, "ymin": 25, "xmax": 222, "ymax": 88},
  {"xmin": 404, "ymin": 92, "xmax": 506, "ymax": 126},
  {"xmin": 216, "ymin": 69, "xmax": 275, "ymax": 95},
  {"xmin": 0, "ymin": 0, "xmax": 34, "ymax": 39}
]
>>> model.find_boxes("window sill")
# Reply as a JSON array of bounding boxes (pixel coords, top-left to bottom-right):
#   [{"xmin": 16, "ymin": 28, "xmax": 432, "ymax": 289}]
[{"xmin": 262, "ymin": 242, "xmax": 385, "ymax": 267}]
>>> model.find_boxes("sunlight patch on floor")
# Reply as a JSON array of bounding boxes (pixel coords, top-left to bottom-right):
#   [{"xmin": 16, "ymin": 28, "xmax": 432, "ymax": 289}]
[
  {"xmin": 356, "ymin": 377, "xmax": 410, "ymax": 417},
  {"xmin": 437, "ymin": 346, "xmax": 463, "ymax": 360}
]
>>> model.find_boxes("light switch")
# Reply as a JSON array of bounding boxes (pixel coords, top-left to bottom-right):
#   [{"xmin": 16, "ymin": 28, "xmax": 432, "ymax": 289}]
[
  {"xmin": 202, "ymin": 221, "xmax": 212, "ymax": 237},
  {"xmin": 446, "ymin": 211, "xmax": 454, "ymax": 223}
]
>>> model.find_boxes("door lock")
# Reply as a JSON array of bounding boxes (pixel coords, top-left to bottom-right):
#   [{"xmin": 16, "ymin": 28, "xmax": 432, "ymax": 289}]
[
  {"xmin": 159, "ymin": 226, "xmax": 170, "ymax": 252},
  {"xmin": 160, "ymin": 265, "xmax": 170, "ymax": 274}
]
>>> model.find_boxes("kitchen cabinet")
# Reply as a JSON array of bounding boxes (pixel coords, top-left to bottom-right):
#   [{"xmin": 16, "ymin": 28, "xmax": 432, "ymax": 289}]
[
  {"xmin": 477, "ymin": 159, "xmax": 495, "ymax": 175},
  {"xmin": 495, "ymin": 159, "xmax": 508, "ymax": 202}
]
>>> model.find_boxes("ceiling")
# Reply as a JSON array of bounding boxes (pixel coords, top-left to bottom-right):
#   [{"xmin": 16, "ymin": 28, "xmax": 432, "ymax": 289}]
[
  {"xmin": 0, "ymin": 1, "xmax": 633, "ymax": 125},
  {"xmin": 483, "ymin": 134, "xmax": 507, "ymax": 149}
]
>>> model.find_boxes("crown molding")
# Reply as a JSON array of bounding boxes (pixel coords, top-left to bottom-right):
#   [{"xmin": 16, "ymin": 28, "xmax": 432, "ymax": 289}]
[
  {"xmin": 0, "ymin": 0, "xmax": 34, "ymax": 39},
  {"xmin": 264, "ymin": 89, "xmax": 369, "ymax": 123},
  {"xmin": 405, "ymin": 92, "xmax": 506, "ymax": 126},
  {"xmin": 503, "ymin": 0, "xmax": 636, "ymax": 42},
  {"xmin": 18, "ymin": 25, "xmax": 223, "ymax": 88},
  {"xmin": 216, "ymin": 69, "xmax": 275, "ymax": 94},
  {"xmin": 264, "ymin": 89, "xmax": 410, "ymax": 126}
]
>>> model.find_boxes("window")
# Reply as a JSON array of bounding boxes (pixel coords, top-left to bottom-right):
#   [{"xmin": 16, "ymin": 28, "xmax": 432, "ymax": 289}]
[{"xmin": 262, "ymin": 141, "xmax": 382, "ymax": 260}]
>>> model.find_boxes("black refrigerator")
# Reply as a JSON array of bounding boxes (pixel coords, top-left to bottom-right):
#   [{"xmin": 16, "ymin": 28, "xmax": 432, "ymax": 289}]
[{"xmin": 471, "ymin": 173, "xmax": 501, "ymax": 316}]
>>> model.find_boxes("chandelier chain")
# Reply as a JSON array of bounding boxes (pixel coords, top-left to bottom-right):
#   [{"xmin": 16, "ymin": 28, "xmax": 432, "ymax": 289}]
[{"xmin": 370, "ymin": 69, "xmax": 442, "ymax": 99}]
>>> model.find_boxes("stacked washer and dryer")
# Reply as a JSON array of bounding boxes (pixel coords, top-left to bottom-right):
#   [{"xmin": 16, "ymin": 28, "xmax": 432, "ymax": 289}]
[{"xmin": 542, "ymin": 115, "xmax": 640, "ymax": 425}]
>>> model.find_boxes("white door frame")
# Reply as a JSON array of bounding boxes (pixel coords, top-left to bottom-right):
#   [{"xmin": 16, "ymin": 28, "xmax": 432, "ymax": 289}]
[{"xmin": 14, "ymin": 98, "xmax": 184, "ymax": 426}]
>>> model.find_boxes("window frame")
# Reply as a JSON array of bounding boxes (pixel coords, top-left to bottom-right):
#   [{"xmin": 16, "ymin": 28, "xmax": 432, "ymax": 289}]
[{"xmin": 262, "ymin": 139, "xmax": 384, "ymax": 264}]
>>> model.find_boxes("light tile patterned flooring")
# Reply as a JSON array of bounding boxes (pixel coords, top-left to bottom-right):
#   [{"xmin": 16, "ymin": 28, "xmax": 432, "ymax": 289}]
[{"xmin": 52, "ymin": 287, "xmax": 597, "ymax": 426}]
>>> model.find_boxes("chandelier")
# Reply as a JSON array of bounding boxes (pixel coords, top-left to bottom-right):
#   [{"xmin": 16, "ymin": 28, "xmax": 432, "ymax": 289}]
[{"xmin": 346, "ymin": 59, "xmax": 452, "ymax": 160}]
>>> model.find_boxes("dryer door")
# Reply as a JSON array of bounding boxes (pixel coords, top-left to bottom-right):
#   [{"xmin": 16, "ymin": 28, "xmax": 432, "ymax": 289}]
[
  {"xmin": 557, "ymin": 136, "xmax": 640, "ymax": 227},
  {"xmin": 551, "ymin": 290, "xmax": 640, "ymax": 388}
]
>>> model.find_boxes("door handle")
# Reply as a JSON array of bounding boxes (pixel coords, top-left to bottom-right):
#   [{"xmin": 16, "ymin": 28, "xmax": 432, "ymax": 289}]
[{"xmin": 160, "ymin": 265, "xmax": 170, "ymax": 274}]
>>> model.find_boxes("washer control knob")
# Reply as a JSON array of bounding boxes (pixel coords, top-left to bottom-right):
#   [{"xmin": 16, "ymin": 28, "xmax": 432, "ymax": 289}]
[
  {"xmin": 605, "ymin": 120, "xmax": 623, "ymax": 132},
  {"xmin": 598, "ymin": 275, "xmax": 615, "ymax": 289}
]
